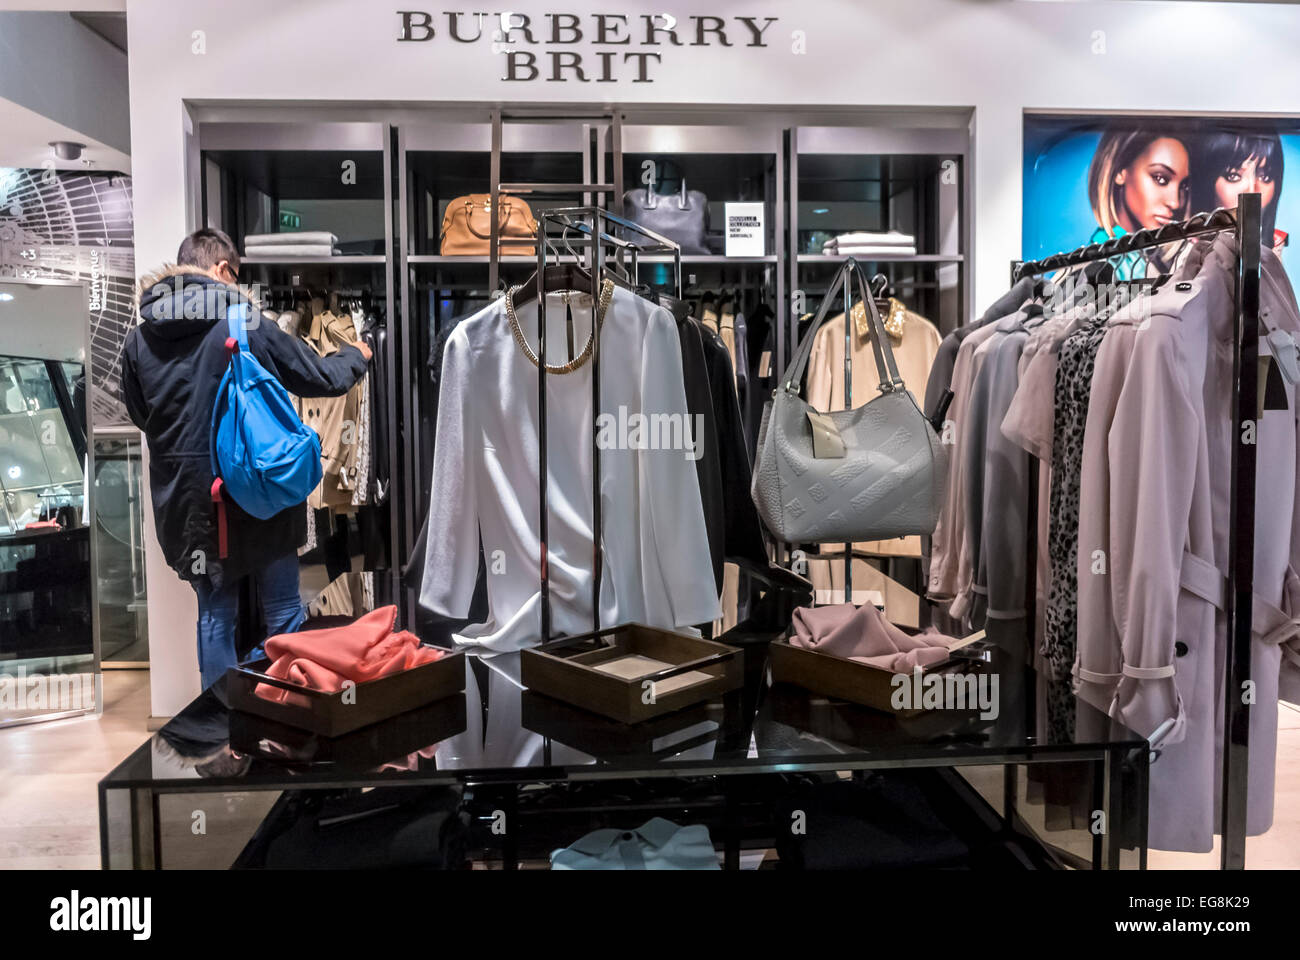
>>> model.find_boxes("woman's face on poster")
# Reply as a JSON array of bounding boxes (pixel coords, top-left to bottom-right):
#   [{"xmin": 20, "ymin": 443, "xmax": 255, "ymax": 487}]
[
  {"xmin": 1115, "ymin": 137, "xmax": 1190, "ymax": 230},
  {"xmin": 1215, "ymin": 154, "xmax": 1277, "ymax": 212}
]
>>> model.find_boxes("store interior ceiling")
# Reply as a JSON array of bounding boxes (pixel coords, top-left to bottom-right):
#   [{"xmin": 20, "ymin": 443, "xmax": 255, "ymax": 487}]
[
  {"xmin": 0, "ymin": 96, "xmax": 129, "ymax": 172},
  {"xmin": 0, "ymin": 9, "xmax": 130, "ymax": 173}
]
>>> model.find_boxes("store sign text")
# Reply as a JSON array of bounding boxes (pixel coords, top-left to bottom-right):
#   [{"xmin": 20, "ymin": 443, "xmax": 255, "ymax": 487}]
[{"xmin": 396, "ymin": 11, "xmax": 780, "ymax": 83}]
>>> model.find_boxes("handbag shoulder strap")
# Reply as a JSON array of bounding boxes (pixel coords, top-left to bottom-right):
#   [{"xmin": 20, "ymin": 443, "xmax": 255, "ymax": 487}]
[{"xmin": 782, "ymin": 259, "xmax": 905, "ymax": 398}]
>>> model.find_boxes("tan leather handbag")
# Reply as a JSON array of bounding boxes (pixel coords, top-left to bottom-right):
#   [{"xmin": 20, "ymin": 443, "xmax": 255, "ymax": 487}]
[{"xmin": 439, "ymin": 194, "xmax": 538, "ymax": 256}]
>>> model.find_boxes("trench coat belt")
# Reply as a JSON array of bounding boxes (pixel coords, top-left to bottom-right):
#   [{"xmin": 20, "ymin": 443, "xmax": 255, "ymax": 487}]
[{"xmin": 1178, "ymin": 549, "xmax": 1300, "ymax": 651}]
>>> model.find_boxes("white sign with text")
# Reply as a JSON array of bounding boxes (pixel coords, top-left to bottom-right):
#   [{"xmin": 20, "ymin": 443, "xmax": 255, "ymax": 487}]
[{"xmin": 725, "ymin": 202, "xmax": 765, "ymax": 257}]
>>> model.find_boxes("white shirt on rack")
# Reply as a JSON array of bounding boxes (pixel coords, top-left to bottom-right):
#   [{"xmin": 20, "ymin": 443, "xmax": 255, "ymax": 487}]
[{"xmin": 420, "ymin": 285, "xmax": 721, "ymax": 653}]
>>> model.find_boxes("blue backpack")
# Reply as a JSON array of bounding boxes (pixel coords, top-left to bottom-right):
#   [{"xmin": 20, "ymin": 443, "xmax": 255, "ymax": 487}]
[{"xmin": 210, "ymin": 302, "xmax": 322, "ymax": 527}]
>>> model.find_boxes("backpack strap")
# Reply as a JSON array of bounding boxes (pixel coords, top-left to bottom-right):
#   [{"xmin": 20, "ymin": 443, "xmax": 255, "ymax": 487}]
[
  {"xmin": 226, "ymin": 302, "xmax": 251, "ymax": 357},
  {"xmin": 211, "ymin": 478, "xmax": 229, "ymax": 559}
]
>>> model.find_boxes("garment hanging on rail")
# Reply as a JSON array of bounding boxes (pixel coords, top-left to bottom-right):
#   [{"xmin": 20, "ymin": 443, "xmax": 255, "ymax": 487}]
[
  {"xmin": 294, "ymin": 307, "xmax": 370, "ymax": 510},
  {"xmin": 696, "ymin": 317, "xmax": 766, "ymax": 633},
  {"xmin": 947, "ymin": 309, "xmax": 1035, "ymax": 626},
  {"xmin": 419, "ymin": 284, "xmax": 721, "ymax": 654},
  {"xmin": 1068, "ymin": 234, "xmax": 1300, "ymax": 852},
  {"xmin": 926, "ymin": 316, "xmax": 1012, "ymax": 603}
]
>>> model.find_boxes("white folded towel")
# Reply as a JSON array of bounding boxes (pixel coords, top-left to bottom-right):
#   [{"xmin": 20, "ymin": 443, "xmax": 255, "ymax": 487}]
[
  {"xmin": 823, "ymin": 244, "xmax": 917, "ymax": 257},
  {"xmin": 824, "ymin": 230, "xmax": 916, "ymax": 249},
  {"xmin": 244, "ymin": 244, "xmax": 339, "ymax": 258},
  {"xmin": 244, "ymin": 231, "xmax": 339, "ymax": 247}
]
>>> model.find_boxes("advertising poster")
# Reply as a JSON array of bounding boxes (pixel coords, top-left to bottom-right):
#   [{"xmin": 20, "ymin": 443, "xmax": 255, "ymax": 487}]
[{"xmin": 1023, "ymin": 114, "xmax": 1298, "ymax": 268}]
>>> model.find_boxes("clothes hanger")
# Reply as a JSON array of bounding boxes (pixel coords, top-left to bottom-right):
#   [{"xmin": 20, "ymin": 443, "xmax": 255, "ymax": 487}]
[
  {"xmin": 511, "ymin": 224, "xmax": 593, "ymax": 308},
  {"xmin": 656, "ymin": 293, "xmax": 695, "ymax": 326}
]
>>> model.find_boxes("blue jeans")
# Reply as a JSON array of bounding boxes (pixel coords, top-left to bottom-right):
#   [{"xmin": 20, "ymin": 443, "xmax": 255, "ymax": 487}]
[{"xmin": 192, "ymin": 553, "xmax": 306, "ymax": 689}]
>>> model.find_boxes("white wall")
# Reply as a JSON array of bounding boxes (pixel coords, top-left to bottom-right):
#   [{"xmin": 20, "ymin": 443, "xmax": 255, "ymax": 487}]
[{"xmin": 124, "ymin": 0, "xmax": 1300, "ymax": 716}]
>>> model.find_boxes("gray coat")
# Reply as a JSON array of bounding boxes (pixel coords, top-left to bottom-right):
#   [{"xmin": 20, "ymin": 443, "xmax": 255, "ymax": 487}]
[{"xmin": 1075, "ymin": 234, "xmax": 1300, "ymax": 852}]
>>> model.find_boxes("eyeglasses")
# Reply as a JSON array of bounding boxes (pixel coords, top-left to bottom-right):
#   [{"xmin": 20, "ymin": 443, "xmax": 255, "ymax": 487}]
[{"xmin": 222, "ymin": 261, "xmax": 240, "ymax": 283}]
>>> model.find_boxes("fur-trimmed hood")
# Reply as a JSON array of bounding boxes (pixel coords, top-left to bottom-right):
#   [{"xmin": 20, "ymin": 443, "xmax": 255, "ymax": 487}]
[{"xmin": 136, "ymin": 264, "xmax": 259, "ymax": 340}]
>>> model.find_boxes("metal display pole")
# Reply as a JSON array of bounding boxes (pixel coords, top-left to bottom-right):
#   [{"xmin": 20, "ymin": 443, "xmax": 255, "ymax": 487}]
[
  {"xmin": 842, "ymin": 263, "xmax": 853, "ymax": 603},
  {"xmin": 536, "ymin": 218, "xmax": 551, "ymax": 643},
  {"xmin": 1221, "ymin": 191, "xmax": 1261, "ymax": 870}
]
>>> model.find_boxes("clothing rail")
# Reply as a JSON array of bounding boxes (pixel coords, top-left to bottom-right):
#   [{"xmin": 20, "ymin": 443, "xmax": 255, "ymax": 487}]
[
  {"xmin": 533, "ymin": 205, "xmax": 683, "ymax": 642},
  {"xmin": 1011, "ymin": 195, "xmax": 1262, "ymax": 870}
]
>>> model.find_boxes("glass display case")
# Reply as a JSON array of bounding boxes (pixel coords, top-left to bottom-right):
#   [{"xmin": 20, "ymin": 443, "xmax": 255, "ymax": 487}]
[
  {"xmin": 93, "ymin": 430, "xmax": 148, "ymax": 663},
  {"xmin": 0, "ymin": 278, "xmax": 100, "ymax": 725}
]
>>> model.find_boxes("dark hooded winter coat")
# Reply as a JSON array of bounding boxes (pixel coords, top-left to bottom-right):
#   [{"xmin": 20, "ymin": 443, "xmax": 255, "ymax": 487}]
[{"xmin": 120, "ymin": 265, "xmax": 367, "ymax": 589}]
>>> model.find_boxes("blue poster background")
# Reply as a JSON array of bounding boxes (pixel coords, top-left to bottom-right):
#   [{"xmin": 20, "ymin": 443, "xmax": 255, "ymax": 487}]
[{"xmin": 1023, "ymin": 115, "xmax": 1299, "ymax": 268}]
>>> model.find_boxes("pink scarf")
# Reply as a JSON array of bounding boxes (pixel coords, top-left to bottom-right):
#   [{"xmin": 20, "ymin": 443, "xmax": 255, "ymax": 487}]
[
  {"xmin": 790, "ymin": 603, "xmax": 956, "ymax": 672},
  {"xmin": 255, "ymin": 605, "xmax": 444, "ymax": 704}
]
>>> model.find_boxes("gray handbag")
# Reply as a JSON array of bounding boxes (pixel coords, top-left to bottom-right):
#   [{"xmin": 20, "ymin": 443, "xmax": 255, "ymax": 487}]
[
  {"xmin": 621, "ymin": 180, "xmax": 710, "ymax": 254},
  {"xmin": 751, "ymin": 261, "xmax": 947, "ymax": 544}
]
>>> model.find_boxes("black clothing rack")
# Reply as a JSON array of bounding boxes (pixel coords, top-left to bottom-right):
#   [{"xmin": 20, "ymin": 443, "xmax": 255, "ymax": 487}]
[
  {"xmin": 1011, "ymin": 194, "xmax": 1263, "ymax": 870},
  {"xmin": 533, "ymin": 205, "xmax": 683, "ymax": 642}
]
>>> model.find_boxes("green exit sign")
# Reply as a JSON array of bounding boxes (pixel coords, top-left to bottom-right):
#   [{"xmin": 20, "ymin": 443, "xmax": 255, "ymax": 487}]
[{"xmin": 279, "ymin": 210, "xmax": 301, "ymax": 230}]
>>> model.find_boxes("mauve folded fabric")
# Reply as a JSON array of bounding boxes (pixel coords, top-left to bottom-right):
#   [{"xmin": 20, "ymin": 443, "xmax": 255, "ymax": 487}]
[
  {"xmin": 255, "ymin": 605, "xmax": 444, "ymax": 704},
  {"xmin": 790, "ymin": 603, "xmax": 956, "ymax": 671}
]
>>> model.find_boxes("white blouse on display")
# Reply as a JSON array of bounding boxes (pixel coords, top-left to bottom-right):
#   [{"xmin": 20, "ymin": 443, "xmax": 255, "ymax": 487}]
[{"xmin": 420, "ymin": 285, "xmax": 721, "ymax": 653}]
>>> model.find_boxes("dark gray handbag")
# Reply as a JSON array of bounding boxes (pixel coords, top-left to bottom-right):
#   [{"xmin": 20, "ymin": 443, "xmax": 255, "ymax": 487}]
[
  {"xmin": 621, "ymin": 180, "xmax": 710, "ymax": 254},
  {"xmin": 751, "ymin": 261, "xmax": 947, "ymax": 543}
]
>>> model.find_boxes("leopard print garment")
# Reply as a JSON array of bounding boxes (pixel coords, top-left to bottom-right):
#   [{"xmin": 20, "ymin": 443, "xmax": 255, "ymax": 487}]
[{"xmin": 1043, "ymin": 316, "xmax": 1111, "ymax": 738}]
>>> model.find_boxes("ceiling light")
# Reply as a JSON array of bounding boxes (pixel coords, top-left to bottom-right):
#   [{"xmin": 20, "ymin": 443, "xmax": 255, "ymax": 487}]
[{"xmin": 49, "ymin": 141, "xmax": 86, "ymax": 161}]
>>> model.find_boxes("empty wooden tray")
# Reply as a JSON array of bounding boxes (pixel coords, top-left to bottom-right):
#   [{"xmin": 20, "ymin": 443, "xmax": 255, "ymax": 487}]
[{"xmin": 520, "ymin": 623, "xmax": 741, "ymax": 724}]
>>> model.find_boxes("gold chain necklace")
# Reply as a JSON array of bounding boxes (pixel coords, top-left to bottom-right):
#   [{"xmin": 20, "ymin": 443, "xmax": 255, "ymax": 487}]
[{"xmin": 505, "ymin": 279, "xmax": 615, "ymax": 374}]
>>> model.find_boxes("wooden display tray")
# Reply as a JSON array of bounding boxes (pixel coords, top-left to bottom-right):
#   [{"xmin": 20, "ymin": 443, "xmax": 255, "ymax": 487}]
[
  {"xmin": 521, "ymin": 689, "xmax": 717, "ymax": 760},
  {"xmin": 769, "ymin": 630, "xmax": 985, "ymax": 717},
  {"xmin": 229, "ymin": 691, "xmax": 467, "ymax": 765},
  {"xmin": 226, "ymin": 648, "xmax": 465, "ymax": 738},
  {"xmin": 520, "ymin": 623, "xmax": 742, "ymax": 724}
]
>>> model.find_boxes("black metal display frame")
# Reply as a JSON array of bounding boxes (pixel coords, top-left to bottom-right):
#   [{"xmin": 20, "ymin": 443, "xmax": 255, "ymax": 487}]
[
  {"xmin": 528, "ymin": 206, "xmax": 686, "ymax": 649},
  {"xmin": 1012, "ymin": 194, "xmax": 1263, "ymax": 870}
]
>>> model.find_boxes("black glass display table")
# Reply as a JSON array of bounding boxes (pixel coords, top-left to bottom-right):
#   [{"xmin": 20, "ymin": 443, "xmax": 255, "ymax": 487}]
[{"xmin": 99, "ymin": 638, "xmax": 1148, "ymax": 870}]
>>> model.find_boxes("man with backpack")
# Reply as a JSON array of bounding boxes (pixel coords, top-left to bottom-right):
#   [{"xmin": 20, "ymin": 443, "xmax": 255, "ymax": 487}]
[{"xmin": 121, "ymin": 228, "xmax": 372, "ymax": 689}]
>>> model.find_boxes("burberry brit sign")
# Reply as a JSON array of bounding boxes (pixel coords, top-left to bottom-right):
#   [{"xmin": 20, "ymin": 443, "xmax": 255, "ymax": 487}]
[{"xmin": 397, "ymin": 11, "xmax": 781, "ymax": 83}]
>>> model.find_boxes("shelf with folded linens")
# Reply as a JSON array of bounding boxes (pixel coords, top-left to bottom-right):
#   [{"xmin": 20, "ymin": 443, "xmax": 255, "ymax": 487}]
[
  {"xmin": 408, "ymin": 253, "xmax": 780, "ymax": 265},
  {"xmin": 241, "ymin": 254, "xmax": 388, "ymax": 265},
  {"xmin": 797, "ymin": 253, "xmax": 964, "ymax": 264},
  {"xmin": 201, "ymin": 126, "xmax": 390, "ymax": 261}
]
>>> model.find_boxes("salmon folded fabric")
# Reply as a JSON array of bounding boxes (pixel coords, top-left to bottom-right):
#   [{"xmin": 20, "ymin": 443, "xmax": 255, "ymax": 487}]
[
  {"xmin": 255, "ymin": 605, "xmax": 444, "ymax": 705},
  {"xmin": 790, "ymin": 603, "xmax": 956, "ymax": 672}
]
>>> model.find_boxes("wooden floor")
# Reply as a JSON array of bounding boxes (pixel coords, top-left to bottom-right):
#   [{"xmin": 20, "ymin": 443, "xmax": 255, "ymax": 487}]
[
  {"xmin": 1, "ymin": 671, "xmax": 1297, "ymax": 869},
  {"xmin": 0, "ymin": 670, "xmax": 151, "ymax": 869}
]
